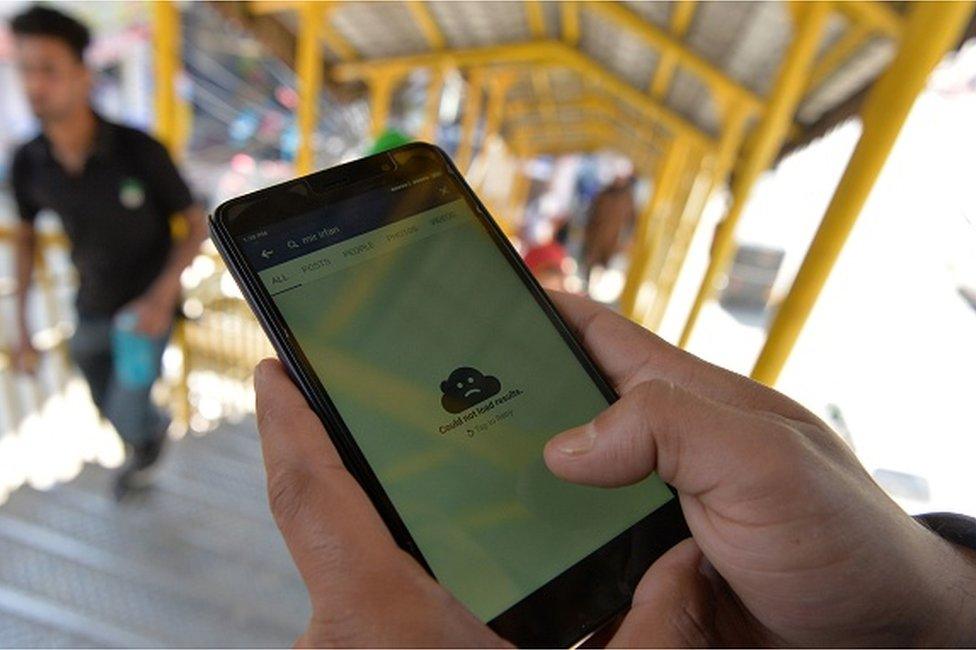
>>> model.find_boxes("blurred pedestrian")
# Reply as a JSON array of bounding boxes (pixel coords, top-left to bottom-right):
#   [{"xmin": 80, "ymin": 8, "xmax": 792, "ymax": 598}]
[
  {"xmin": 8, "ymin": 6, "xmax": 206, "ymax": 498},
  {"xmin": 581, "ymin": 175, "xmax": 636, "ymax": 277}
]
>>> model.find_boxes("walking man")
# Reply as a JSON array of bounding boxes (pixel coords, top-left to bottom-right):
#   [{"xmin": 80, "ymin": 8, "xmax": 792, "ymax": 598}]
[{"xmin": 8, "ymin": 6, "xmax": 206, "ymax": 497}]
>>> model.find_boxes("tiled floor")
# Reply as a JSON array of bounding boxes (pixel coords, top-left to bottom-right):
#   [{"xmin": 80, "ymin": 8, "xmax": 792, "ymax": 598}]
[{"xmin": 0, "ymin": 418, "xmax": 309, "ymax": 647}]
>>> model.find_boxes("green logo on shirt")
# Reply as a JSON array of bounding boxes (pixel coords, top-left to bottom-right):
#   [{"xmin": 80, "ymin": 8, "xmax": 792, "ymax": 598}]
[{"xmin": 119, "ymin": 178, "xmax": 145, "ymax": 210}]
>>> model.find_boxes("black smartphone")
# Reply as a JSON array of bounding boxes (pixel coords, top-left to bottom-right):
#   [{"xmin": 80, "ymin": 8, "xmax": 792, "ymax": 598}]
[{"xmin": 210, "ymin": 143, "xmax": 689, "ymax": 647}]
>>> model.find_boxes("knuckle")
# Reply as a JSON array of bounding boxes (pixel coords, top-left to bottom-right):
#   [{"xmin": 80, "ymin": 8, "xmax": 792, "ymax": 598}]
[
  {"xmin": 266, "ymin": 464, "xmax": 314, "ymax": 527},
  {"xmin": 756, "ymin": 419, "xmax": 823, "ymax": 484},
  {"xmin": 635, "ymin": 378, "xmax": 678, "ymax": 410},
  {"xmin": 774, "ymin": 419, "xmax": 816, "ymax": 458}
]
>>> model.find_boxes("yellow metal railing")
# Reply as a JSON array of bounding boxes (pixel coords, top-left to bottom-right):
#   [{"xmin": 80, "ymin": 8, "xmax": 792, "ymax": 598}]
[{"xmin": 0, "ymin": 226, "xmax": 274, "ymax": 437}]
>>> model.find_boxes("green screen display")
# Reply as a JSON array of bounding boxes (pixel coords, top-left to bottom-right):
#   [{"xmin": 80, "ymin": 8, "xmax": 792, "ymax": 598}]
[{"xmin": 252, "ymin": 184, "xmax": 673, "ymax": 621}]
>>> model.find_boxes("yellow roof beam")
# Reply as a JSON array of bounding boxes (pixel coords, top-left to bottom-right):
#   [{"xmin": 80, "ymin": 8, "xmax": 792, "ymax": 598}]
[
  {"xmin": 507, "ymin": 110, "xmax": 657, "ymax": 154},
  {"xmin": 506, "ymin": 94, "xmax": 609, "ymax": 119},
  {"xmin": 509, "ymin": 122, "xmax": 648, "ymax": 160},
  {"xmin": 584, "ymin": 2, "xmax": 763, "ymax": 114},
  {"xmin": 405, "ymin": 1, "xmax": 446, "ymax": 50},
  {"xmin": 807, "ymin": 0, "xmax": 907, "ymax": 94},
  {"xmin": 506, "ymin": 112, "xmax": 662, "ymax": 162},
  {"xmin": 510, "ymin": 133, "xmax": 660, "ymax": 176},
  {"xmin": 320, "ymin": 17, "xmax": 357, "ymax": 61},
  {"xmin": 649, "ymin": 0, "xmax": 697, "ymax": 98},
  {"xmin": 249, "ymin": 0, "xmax": 302, "ymax": 15},
  {"xmin": 508, "ymin": 120, "xmax": 629, "ymax": 146},
  {"xmin": 555, "ymin": 43, "xmax": 713, "ymax": 149},
  {"xmin": 806, "ymin": 22, "xmax": 871, "ymax": 92},
  {"xmin": 505, "ymin": 94, "xmax": 659, "ymax": 148},
  {"xmin": 837, "ymin": 1, "xmax": 904, "ymax": 40},
  {"xmin": 251, "ymin": 1, "xmax": 357, "ymax": 60},
  {"xmin": 332, "ymin": 40, "xmax": 716, "ymax": 150},
  {"xmin": 525, "ymin": 0, "xmax": 547, "ymax": 38}
]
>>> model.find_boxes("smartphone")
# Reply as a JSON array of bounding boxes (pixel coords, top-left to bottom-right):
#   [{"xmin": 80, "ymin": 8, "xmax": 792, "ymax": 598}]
[{"xmin": 210, "ymin": 143, "xmax": 689, "ymax": 646}]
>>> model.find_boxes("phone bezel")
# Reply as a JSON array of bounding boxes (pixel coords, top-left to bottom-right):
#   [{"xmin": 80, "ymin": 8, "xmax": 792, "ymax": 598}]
[{"xmin": 209, "ymin": 142, "xmax": 689, "ymax": 647}]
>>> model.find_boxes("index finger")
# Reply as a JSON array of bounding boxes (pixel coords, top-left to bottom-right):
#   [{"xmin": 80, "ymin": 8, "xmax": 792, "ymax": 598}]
[{"xmin": 548, "ymin": 291, "xmax": 817, "ymax": 422}]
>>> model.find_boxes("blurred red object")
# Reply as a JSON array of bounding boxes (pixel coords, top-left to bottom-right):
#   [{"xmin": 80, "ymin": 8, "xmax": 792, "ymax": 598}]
[
  {"xmin": 524, "ymin": 241, "xmax": 569, "ymax": 274},
  {"xmin": 524, "ymin": 242, "xmax": 578, "ymax": 292}
]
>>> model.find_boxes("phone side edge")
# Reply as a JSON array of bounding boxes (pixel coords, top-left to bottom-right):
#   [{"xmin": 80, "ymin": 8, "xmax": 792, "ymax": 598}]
[{"xmin": 207, "ymin": 208, "xmax": 435, "ymax": 573}]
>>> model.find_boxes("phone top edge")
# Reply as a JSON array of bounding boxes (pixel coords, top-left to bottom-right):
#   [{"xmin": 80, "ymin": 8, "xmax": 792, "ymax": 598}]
[{"xmin": 212, "ymin": 141, "xmax": 446, "ymax": 230}]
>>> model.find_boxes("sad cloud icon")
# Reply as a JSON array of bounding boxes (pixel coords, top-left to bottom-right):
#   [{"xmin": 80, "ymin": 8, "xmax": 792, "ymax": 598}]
[{"xmin": 440, "ymin": 366, "xmax": 501, "ymax": 414}]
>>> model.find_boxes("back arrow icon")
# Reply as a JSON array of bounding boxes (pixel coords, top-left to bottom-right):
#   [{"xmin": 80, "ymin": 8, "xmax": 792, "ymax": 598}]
[{"xmin": 261, "ymin": 249, "xmax": 273, "ymax": 259}]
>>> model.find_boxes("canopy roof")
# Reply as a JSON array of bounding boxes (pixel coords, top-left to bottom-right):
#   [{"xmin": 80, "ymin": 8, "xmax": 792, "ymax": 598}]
[{"xmin": 233, "ymin": 1, "xmax": 918, "ymax": 161}]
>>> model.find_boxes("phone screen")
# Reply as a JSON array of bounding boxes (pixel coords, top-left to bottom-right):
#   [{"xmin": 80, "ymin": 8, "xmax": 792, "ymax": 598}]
[{"xmin": 236, "ymin": 168, "xmax": 674, "ymax": 621}]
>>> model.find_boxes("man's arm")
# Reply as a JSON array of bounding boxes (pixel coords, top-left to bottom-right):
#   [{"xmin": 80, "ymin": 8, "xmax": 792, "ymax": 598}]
[
  {"xmin": 10, "ymin": 147, "xmax": 41, "ymax": 372},
  {"xmin": 122, "ymin": 131, "xmax": 205, "ymax": 336},
  {"xmin": 127, "ymin": 203, "xmax": 207, "ymax": 336},
  {"xmin": 13, "ymin": 221, "xmax": 39, "ymax": 372}
]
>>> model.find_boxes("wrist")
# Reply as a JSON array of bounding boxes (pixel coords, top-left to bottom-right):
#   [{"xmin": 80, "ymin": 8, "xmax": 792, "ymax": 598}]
[
  {"xmin": 147, "ymin": 276, "xmax": 181, "ymax": 306},
  {"xmin": 912, "ymin": 525, "xmax": 976, "ymax": 646}
]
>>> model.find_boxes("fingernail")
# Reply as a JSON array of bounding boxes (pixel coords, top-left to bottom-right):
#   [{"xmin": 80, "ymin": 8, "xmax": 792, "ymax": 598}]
[{"xmin": 552, "ymin": 424, "xmax": 597, "ymax": 455}]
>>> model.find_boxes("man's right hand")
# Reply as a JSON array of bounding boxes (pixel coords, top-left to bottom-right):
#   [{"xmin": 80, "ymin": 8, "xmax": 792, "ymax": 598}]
[
  {"xmin": 544, "ymin": 292, "xmax": 976, "ymax": 647},
  {"xmin": 12, "ymin": 329, "xmax": 39, "ymax": 374}
]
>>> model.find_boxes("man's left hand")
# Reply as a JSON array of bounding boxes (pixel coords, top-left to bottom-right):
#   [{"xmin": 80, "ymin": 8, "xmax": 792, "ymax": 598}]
[
  {"xmin": 125, "ymin": 290, "xmax": 176, "ymax": 337},
  {"xmin": 254, "ymin": 358, "xmax": 507, "ymax": 648}
]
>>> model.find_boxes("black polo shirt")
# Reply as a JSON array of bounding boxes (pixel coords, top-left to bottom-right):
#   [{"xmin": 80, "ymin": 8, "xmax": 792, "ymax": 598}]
[{"xmin": 11, "ymin": 114, "xmax": 194, "ymax": 317}]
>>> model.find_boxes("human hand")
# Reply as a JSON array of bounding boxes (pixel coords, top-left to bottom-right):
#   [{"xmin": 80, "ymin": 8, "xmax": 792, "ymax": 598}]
[
  {"xmin": 254, "ymin": 358, "xmax": 507, "ymax": 648},
  {"xmin": 123, "ymin": 289, "xmax": 175, "ymax": 337},
  {"xmin": 544, "ymin": 291, "xmax": 976, "ymax": 647},
  {"xmin": 12, "ymin": 328, "xmax": 39, "ymax": 374}
]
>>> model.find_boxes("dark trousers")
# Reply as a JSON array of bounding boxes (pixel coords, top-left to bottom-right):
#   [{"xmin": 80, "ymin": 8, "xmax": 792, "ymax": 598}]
[{"xmin": 68, "ymin": 316, "xmax": 169, "ymax": 447}]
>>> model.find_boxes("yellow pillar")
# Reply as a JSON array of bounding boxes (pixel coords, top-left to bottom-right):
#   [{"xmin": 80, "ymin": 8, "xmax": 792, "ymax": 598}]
[
  {"xmin": 370, "ymin": 72, "xmax": 397, "ymax": 139},
  {"xmin": 153, "ymin": 0, "xmax": 192, "ymax": 429},
  {"xmin": 152, "ymin": 0, "xmax": 179, "ymax": 153},
  {"xmin": 649, "ymin": 150, "xmax": 701, "ymax": 283},
  {"xmin": 751, "ymin": 1, "xmax": 975, "ymax": 385},
  {"xmin": 295, "ymin": 3, "xmax": 323, "ymax": 175},
  {"xmin": 420, "ymin": 67, "xmax": 444, "ymax": 142},
  {"xmin": 678, "ymin": 2, "xmax": 831, "ymax": 349},
  {"xmin": 562, "ymin": 2, "xmax": 580, "ymax": 46},
  {"xmin": 454, "ymin": 69, "xmax": 484, "ymax": 172},
  {"xmin": 643, "ymin": 150, "xmax": 706, "ymax": 327},
  {"xmin": 483, "ymin": 74, "xmax": 513, "ymax": 143},
  {"xmin": 649, "ymin": 100, "xmax": 751, "ymax": 331},
  {"xmin": 620, "ymin": 137, "xmax": 688, "ymax": 319}
]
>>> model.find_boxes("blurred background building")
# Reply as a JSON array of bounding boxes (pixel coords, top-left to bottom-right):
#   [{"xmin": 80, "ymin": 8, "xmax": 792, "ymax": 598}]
[{"xmin": 0, "ymin": 0, "xmax": 975, "ymax": 645}]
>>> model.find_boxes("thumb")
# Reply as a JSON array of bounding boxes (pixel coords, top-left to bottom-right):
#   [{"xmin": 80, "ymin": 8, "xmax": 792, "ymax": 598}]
[
  {"xmin": 544, "ymin": 379, "xmax": 772, "ymax": 496},
  {"xmin": 609, "ymin": 538, "xmax": 715, "ymax": 648}
]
